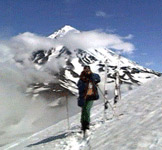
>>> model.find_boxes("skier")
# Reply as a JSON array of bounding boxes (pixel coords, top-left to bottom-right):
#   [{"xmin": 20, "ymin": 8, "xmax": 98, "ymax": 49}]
[{"xmin": 77, "ymin": 66, "xmax": 100, "ymax": 133}]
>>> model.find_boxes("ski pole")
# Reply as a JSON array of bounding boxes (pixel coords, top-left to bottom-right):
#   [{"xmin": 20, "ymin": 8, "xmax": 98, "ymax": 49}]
[
  {"xmin": 117, "ymin": 54, "xmax": 121, "ymax": 102},
  {"xmin": 65, "ymin": 92, "xmax": 70, "ymax": 130},
  {"xmin": 117, "ymin": 71, "xmax": 121, "ymax": 102},
  {"xmin": 103, "ymin": 59, "xmax": 108, "ymax": 120},
  {"xmin": 97, "ymin": 86, "xmax": 114, "ymax": 111},
  {"xmin": 98, "ymin": 86, "xmax": 121, "ymax": 119}
]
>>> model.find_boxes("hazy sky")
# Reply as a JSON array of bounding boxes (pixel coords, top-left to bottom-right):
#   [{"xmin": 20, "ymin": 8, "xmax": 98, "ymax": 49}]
[{"xmin": 0, "ymin": 0, "xmax": 162, "ymax": 72}]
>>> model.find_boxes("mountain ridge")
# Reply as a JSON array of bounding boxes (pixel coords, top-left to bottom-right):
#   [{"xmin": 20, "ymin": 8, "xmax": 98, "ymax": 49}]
[{"xmin": 27, "ymin": 25, "xmax": 161, "ymax": 97}]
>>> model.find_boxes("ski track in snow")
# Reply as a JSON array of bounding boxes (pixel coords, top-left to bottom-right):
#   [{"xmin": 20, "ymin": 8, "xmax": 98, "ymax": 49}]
[{"xmin": 2, "ymin": 78, "xmax": 162, "ymax": 150}]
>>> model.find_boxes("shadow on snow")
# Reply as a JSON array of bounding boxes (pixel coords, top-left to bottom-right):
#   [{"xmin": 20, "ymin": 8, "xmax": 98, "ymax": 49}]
[{"xmin": 26, "ymin": 132, "xmax": 69, "ymax": 147}]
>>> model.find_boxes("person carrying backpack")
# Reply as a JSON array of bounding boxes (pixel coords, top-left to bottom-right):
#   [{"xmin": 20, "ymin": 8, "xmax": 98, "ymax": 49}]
[{"xmin": 77, "ymin": 66, "xmax": 100, "ymax": 132}]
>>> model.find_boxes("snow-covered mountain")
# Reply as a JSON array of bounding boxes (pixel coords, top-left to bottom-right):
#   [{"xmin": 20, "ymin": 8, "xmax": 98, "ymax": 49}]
[
  {"xmin": 3, "ymin": 76, "xmax": 162, "ymax": 150},
  {"xmin": 28, "ymin": 25, "xmax": 161, "ymax": 97},
  {"xmin": 1, "ymin": 25, "xmax": 161, "ymax": 149},
  {"xmin": 48, "ymin": 25, "xmax": 79, "ymax": 39}
]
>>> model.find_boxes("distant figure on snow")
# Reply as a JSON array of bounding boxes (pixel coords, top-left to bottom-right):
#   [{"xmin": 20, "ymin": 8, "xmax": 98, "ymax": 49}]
[{"xmin": 77, "ymin": 66, "xmax": 100, "ymax": 133}]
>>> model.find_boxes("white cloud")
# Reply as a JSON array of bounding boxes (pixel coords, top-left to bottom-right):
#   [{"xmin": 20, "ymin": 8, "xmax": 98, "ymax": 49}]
[
  {"xmin": 0, "ymin": 33, "xmax": 60, "ymax": 134},
  {"xmin": 145, "ymin": 62, "xmax": 154, "ymax": 66},
  {"xmin": 58, "ymin": 30, "xmax": 135, "ymax": 54},
  {"xmin": 123, "ymin": 34, "xmax": 134, "ymax": 40},
  {"xmin": 96, "ymin": 11, "xmax": 107, "ymax": 17},
  {"xmin": 0, "ymin": 32, "xmax": 61, "ymax": 66},
  {"xmin": 0, "ymin": 32, "xmax": 60, "ymax": 87},
  {"xmin": 0, "ymin": 42, "xmax": 13, "ymax": 62},
  {"xmin": 0, "ymin": 30, "xmax": 135, "ymax": 70},
  {"xmin": 9, "ymin": 32, "xmax": 59, "ymax": 53}
]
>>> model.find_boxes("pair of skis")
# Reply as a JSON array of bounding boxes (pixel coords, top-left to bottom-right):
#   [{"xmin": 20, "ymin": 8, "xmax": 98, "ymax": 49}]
[{"xmin": 102, "ymin": 58, "xmax": 121, "ymax": 119}]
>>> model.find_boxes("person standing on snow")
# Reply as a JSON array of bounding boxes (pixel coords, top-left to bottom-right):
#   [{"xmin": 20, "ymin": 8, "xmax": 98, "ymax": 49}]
[{"xmin": 77, "ymin": 66, "xmax": 100, "ymax": 132}]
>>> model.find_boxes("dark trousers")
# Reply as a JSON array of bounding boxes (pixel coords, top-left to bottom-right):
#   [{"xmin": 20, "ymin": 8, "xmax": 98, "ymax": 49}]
[{"xmin": 81, "ymin": 100, "xmax": 93, "ymax": 130}]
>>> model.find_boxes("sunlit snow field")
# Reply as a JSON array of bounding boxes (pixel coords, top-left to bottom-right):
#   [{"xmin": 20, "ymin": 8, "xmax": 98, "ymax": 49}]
[{"xmin": 2, "ymin": 77, "xmax": 162, "ymax": 150}]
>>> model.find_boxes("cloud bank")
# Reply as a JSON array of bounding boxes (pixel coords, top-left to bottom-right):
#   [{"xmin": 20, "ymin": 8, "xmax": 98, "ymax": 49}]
[
  {"xmin": 58, "ymin": 30, "xmax": 135, "ymax": 54},
  {"xmin": 0, "ymin": 29, "xmax": 135, "ymax": 65}
]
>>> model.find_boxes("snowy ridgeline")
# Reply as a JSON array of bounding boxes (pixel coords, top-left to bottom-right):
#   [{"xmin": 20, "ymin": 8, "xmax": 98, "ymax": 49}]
[{"xmin": 2, "ymin": 77, "xmax": 162, "ymax": 150}]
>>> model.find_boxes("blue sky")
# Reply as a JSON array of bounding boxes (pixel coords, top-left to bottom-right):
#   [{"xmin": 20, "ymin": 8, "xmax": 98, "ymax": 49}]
[{"xmin": 0, "ymin": 0, "xmax": 162, "ymax": 72}]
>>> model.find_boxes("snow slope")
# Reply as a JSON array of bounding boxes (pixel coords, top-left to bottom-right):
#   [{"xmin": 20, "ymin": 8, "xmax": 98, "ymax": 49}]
[{"xmin": 3, "ymin": 77, "xmax": 162, "ymax": 150}]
